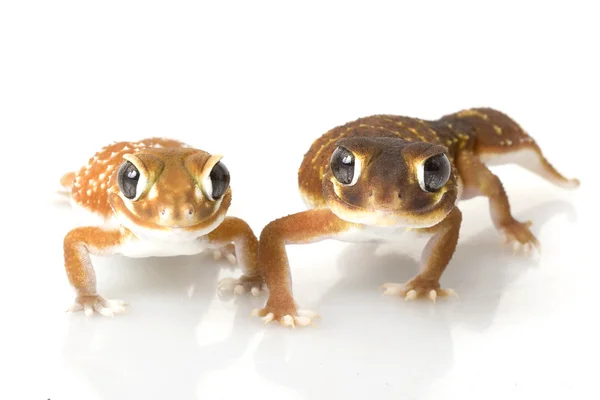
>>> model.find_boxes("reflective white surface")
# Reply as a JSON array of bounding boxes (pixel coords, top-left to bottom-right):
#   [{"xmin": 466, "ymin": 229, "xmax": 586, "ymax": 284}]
[
  {"xmin": 1, "ymin": 1, "xmax": 598, "ymax": 399},
  {"xmin": 2, "ymin": 164, "xmax": 596, "ymax": 400}
]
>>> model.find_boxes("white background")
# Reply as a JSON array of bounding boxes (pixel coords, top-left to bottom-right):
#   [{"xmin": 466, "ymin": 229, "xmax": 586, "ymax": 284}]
[{"xmin": 1, "ymin": 1, "xmax": 598, "ymax": 399}]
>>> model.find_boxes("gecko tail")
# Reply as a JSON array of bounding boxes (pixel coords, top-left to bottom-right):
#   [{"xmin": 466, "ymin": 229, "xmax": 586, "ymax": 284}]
[
  {"xmin": 443, "ymin": 108, "xmax": 579, "ymax": 189},
  {"xmin": 479, "ymin": 146, "xmax": 580, "ymax": 189}
]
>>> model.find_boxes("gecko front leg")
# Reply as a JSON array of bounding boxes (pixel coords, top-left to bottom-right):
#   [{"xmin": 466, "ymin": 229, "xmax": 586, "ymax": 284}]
[
  {"xmin": 64, "ymin": 227, "xmax": 130, "ymax": 317},
  {"xmin": 382, "ymin": 207, "xmax": 462, "ymax": 301},
  {"xmin": 209, "ymin": 217, "xmax": 263, "ymax": 296},
  {"xmin": 253, "ymin": 208, "xmax": 354, "ymax": 327}
]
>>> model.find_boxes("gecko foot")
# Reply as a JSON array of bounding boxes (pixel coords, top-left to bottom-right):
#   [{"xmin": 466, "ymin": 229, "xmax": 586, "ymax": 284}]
[
  {"xmin": 217, "ymin": 275, "xmax": 265, "ymax": 297},
  {"xmin": 66, "ymin": 295, "xmax": 127, "ymax": 317},
  {"xmin": 381, "ymin": 281, "xmax": 458, "ymax": 302},
  {"xmin": 212, "ymin": 244, "xmax": 237, "ymax": 265},
  {"xmin": 251, "ymin": 307, "xmax": 321, "ymax": 328},
  {"xmin": 499, "ymin": 220, "xmax": 540, "ymax": 255}
]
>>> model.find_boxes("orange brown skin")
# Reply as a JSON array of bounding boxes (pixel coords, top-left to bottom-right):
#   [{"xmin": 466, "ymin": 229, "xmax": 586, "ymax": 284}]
[
  {"xmin": 62, "ymin": 138, "xmax": 261, "ymax": 316},
  {"xmin": 255, "ymin": 108, "xmax": 579, "ymax": 326}
]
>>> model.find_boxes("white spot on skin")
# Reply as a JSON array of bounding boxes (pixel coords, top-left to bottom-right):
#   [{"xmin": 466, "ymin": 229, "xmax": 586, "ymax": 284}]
[
  {"xmin": 86, "ymin": 190, "xmax": 92, "ymax": 196},
  {"xmin": 147, "ymin": 186, "xmax": 159, "ymax": 200},
  {"xmin": 195, "ymin": 186, "xmax": 203, "ymax": 200}
]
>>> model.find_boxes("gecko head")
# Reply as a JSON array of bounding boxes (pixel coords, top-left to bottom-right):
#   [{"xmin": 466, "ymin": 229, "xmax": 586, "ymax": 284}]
[
  {"xmin": 107, "ymin": 147, "xmax": 231, "ymax": 237},
  {"xmin": 322, "ymin": 137, "xmax": 458, "ymax": 228}
]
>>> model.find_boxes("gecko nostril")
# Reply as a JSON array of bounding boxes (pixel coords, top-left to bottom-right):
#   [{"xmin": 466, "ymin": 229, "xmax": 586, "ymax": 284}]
[{"xmin": 183, "ymin": 204, "xmax": 194, "ymax": 217}]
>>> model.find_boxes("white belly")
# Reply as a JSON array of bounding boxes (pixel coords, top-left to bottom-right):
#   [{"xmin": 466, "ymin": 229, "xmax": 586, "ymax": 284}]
[
  {"xmin": 118, "ymin": 236, "xmax": 210, "ymax": 258},
  {"xmin": 336, "ymin": 225, "xmax": 430, "ymax": 243}
]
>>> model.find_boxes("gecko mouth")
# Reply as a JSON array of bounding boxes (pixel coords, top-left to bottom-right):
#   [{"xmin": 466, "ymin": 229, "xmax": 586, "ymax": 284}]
[
  {"xmin": 108, "ymin": 192, "xmax": 231, "ymax": 235},
  {"xmin": 323, "ymin": 180, "xmax": 457, "ymax": 227}
]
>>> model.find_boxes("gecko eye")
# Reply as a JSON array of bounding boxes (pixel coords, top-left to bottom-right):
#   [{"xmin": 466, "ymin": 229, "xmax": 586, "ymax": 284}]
[
  {"xmin": 203, "ymin": 161, "xmax": 230, "ymax": 201},
  {"xmin": 117, "ymin": 161, "xmax": 144, "ymax": 200},
  {"xmin": 418, "ymin": 153, "xmax": 451, "ymax": 192},
  {"xmin": 330, "ymin": 146, "xmax": 361, "ymax": 186}
]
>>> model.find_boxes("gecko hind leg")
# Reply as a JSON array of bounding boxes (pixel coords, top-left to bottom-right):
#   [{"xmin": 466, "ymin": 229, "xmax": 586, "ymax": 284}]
[{"xmin": 456, "ymin": 151, "xmax": 540, "ymax": 253}]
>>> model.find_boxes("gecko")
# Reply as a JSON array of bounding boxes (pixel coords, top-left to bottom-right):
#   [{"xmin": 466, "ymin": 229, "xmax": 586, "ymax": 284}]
[
  {"xmin": 252, "ymin": 108, "xmax": 579, "ymax": 327},
  {"xmin": 60, "ymin": 138, "xmax": 263, "ymax": 316}
]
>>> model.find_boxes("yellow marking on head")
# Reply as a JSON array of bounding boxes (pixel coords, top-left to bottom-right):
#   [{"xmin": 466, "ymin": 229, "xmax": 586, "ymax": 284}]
[
  {"xmin": 416, "ymin": 119, "xmax": 439, "ymax": 137},
  {"xmin": 493, "ymin": 125, "xmax": 503, "ymax": 135},
  {"xmin": 457, "ymin": 109, "xmax": 489, "ymax": 120},
  {"xmin": 407, "ymin": 127, "xmax": 428, "ymax": 142},
  {"xmin": 148, "ymin": 186, "xmax": 159, "ymax": 200},
  {"xmin": 311, "ymin": 135, "xmax": 344, "ymax": 164}
]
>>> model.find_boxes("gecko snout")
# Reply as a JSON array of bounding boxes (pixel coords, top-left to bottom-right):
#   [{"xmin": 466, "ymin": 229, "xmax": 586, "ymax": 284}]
[{"xmin": 159, "ymin": 203, "xmax": 197, "ymax": 225}]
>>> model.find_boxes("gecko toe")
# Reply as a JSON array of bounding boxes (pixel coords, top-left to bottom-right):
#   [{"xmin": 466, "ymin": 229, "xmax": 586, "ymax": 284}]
[
  {"xmin": 262, "ymin": 313, "xmax": 275, "ymax": 324},
  {"xmin": 405, "ymin": 290, "xmax": 418, "ymax": 301},
  {"xmin": 281, "ymin": 315, "xmax": 295, "ymax": 328},
  {"xmin": 381, "ymin": 283, "xmax": 403, "ymax": 296},
  {"xmin": 212, "ymin": 250, "xmax": 223, "ymax": 261},
  {"xmin": 297, "ymin": 309, "xmax": 321, "ymax": 320},
  {"xmin": 84, "ymin": 304, "xmax": 94, "ymax": 317},
  {"xmin": 68, "ymin": 296, "xmax": 128, "ymax": 317},
  {"xmin": 233, "ymin": 285, "xmax": 246, "ymax": 295},
  {"xmin": 429, "ymin": 290, "xmax": 437, "ymax": 303},
  {"xmin": 252, "ymin": 307, "xmax": 319, "ymax": 328},
  {"xmin": 294, "ymin": 316, "xmax": 312, "ymax": 326},
  {"xmin": 95, "ymin": 304, "xmax": 114, "ymax": 317}
]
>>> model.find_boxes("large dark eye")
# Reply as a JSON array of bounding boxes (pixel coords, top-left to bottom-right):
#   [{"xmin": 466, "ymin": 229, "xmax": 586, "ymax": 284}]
[
  {"xmin": 206, "ymin": 161, "xmax": 230, "ymax": 200},
  {"xmin": 117, "ymin": 161, "xmax": 141, "ymax": 199},
  {"xmin": 419, "ymin": 153, "xmax": 451, "ymax": 192},
  {"xmin": 330, "ymin": 146, "xmax": 360, "ymax": 185}
]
